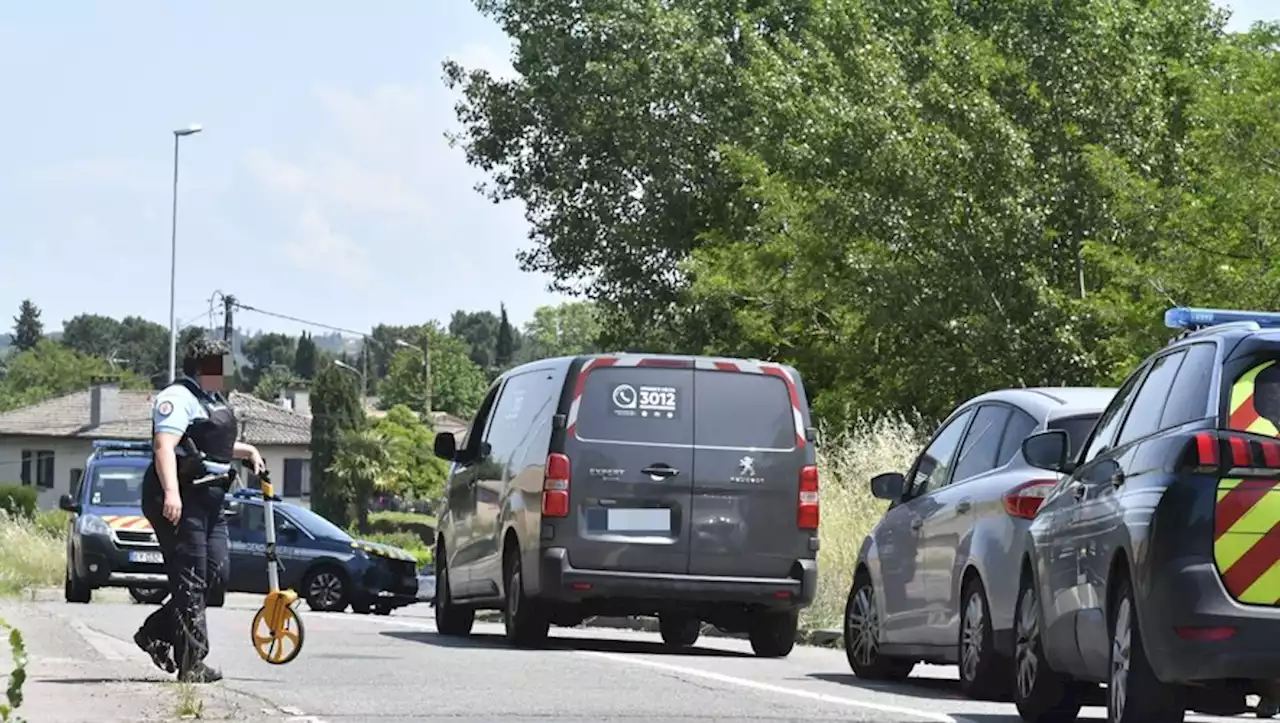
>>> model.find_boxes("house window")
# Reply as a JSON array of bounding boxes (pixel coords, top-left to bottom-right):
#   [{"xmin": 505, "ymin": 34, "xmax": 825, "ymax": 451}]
[
  {"xmin": 283, "ymin": 458, "xmax": 309, "ymax": 498},
  {"xmin": 21, "ymin": 450, "xmax": 55, "ymax": 489}
]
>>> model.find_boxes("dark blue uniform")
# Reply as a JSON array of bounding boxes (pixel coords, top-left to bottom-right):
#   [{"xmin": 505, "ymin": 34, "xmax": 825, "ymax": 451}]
[{"xmin": 133, "ymin": 376, "xmax": 238, "ymax": 682}]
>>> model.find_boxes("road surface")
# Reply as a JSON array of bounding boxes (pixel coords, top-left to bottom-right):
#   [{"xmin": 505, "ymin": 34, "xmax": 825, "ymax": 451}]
[{"xmin": 0, "ymin": 591, "xmax": 1254, "ymax": 722}]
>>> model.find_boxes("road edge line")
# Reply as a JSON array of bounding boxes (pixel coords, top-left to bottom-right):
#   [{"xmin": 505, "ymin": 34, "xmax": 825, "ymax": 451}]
[{"xmin": 67, "ymin": 618, "xmax": 128, "ymax": 661}]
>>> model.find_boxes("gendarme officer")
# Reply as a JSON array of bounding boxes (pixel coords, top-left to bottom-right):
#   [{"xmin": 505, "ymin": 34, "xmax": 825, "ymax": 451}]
[{"xmin": 132, "ymin": 337, "xmax": 265, "ymax": 683}]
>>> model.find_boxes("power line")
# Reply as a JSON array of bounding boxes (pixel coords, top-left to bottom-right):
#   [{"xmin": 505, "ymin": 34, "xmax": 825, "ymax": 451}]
[{"xmin": 231, "ymin": 302, "xmax": 370, "ymax": 339}]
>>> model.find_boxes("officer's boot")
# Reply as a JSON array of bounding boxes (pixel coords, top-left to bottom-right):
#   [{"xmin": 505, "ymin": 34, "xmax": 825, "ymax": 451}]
[
  {"xmin": 133, "ymin": 629, "xmax": 176, "ymax": 673},
  {"xmin": 178, "ymin": 661, "xmax": 223, "ymax": 684}
]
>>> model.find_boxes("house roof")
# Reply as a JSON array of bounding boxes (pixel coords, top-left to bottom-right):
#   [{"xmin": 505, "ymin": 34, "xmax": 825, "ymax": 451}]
[{"xmin": 0, "ymin": 387, "xmax": 311, "ymax": 446}]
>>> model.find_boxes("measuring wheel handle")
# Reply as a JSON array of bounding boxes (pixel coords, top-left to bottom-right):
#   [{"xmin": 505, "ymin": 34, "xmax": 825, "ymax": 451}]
[{"xmin": 251, "ymin": 588, "xmax": 304, "ymax": 665}]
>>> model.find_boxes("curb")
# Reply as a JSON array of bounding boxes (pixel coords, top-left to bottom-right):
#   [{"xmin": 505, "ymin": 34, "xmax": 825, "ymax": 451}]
[{"xmin": 475, "ymin": 610, "xmax": 843, "ymax": 648}]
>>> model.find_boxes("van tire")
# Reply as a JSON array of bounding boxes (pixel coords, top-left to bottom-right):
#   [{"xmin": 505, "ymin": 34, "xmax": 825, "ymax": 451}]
[
  {"xmin": 65, "ymin": 564, "xmax": 91, "ymax": 604},
  {"xmin": 659, "ymin": 614, "xmax": 701, "ymax": 649},
  {"xmin": 435, "ymin": 548, "xmax": 474, "ymax": 637},
  {"xmin": 129, "ymin": 586, "xmax": 168, "ymax": 605},
  {"xmin": 502, "ymin": 549, "xmax": 549, "ymax": 647},
  {"xmin": 749, "ymin": 610, "xmax": 798, "ymax": 658}
]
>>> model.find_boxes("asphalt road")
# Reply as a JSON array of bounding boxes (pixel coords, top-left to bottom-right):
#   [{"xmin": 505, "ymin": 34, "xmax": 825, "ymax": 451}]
[{"xmin": 0, "ymin": 591, "xmax": 1257, "ymax": 723}]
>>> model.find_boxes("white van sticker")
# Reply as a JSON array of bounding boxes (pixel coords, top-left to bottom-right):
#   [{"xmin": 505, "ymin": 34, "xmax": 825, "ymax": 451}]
[{"xmin": 611, "ymin": 383, "xmax": 678, "ymax": 419}]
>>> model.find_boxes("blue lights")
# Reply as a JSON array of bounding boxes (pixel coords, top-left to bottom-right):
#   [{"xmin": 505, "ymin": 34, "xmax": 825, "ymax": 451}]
[
  {"xmin": 232, "ymin": 488, "xmax": 264, "ymax": 499},
  {"xmin": 1164, "ymin": 307, "xmax": 1280, "ymax": 331},
  {"xmin": 91, "ymin": 440, "xmax": 151, "ymax": 450}
]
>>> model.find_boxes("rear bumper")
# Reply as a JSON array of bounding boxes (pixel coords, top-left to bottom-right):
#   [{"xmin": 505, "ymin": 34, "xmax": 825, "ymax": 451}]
[
  {"xmin": 1144, "ymin": 559, "xmax": 1280, "ymax": 683},
  {"xmin": 538, "ymin": 547, "xmax": 816, "ymax": 608},
  {"xmin": 75, "ymin": 534, "xmax": 168, "ymax": 588}
]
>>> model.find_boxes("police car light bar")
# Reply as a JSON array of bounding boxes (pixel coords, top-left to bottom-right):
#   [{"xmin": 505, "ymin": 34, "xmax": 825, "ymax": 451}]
[
  {"xmin": 1164, "ymin": 307, "xmax": 1280, "ymax": 331},
  {"xmin": 91, "ymin": 440, "xmax": 152, "ymax": 451},
  {"xmin": 232, "ymin": 488, "xmax": 264, "ymax": 499}
]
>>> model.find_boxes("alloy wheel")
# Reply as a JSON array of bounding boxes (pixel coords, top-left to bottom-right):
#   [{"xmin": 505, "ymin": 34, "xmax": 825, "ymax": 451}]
[
  {"xmin": 961, "ymin": 590, "xmax": 985, "ymax": 683},
  {"xmin": 309, "ymin": 571, "xmax": 342, "ymax": 609},
  {"xmin": 847, "ymin": 585, "xmax": 880, "ymax": 667},
  {"xmin": 1015, "ymin": 587, "xmax": 1039, "ymax": 699},
  {"xmin": 1110, "ymin": 597, "xmax": 1132, "ymax": 720}
]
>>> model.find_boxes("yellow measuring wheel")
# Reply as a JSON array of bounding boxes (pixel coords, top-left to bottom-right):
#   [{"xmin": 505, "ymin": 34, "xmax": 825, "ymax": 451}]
[{"xmin": 241, "ymin": 469, "xmax": 306, "ymax": 664}]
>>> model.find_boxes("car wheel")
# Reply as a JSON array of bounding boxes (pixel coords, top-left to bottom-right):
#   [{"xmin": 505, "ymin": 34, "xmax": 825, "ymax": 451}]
[
  {"xmin": 502, "ymin": 548, "xmax": 549, "ymax": 647},
  {"xmin": 658, "ymin": 614, "xmax": 701, "ymax": 649},
  {"xmin": 64, "ymin": 564, "xmax": 91, "ymax": 604},
  {"xmin": 1013, "ymin": 572, "xmax": 1085, "ymax": 723},
  {"xmin": 435, "ymin": 547, "xmax": 474, "ymax": 637},
  {"xmin": 748, "ymin": 609, "xmax": 798, "ymax": 658},
  {"xmin": 303, "ymin": 567, "xmax": 349, "ymax": 612},
  {"xmin": 958, "ymin": 575, "xmax": 1012, "ymax": 701},
  {"xmin": 1109, "ymin": 574, "xmax": 1185, "ymax": 723},
  {"xmin": 844, "ymin": 571, "xmax": 914, "ymax": 680},
  {"xmin": 129, "ymin": 586, "xmax": 168, "ymax": 605}
]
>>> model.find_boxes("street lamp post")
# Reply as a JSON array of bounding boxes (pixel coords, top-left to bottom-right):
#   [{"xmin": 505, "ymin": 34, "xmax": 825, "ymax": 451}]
[
  {"xmin": 395, "ymin": 339, "xmax": 431, "ymax": 419},
  {"xmin": 167, "ymin": 124, "xmax": 204, "ymax": 383},
  {"xmin": 333, "ymin": 360, "xmax": 366, "ymax": 397}
]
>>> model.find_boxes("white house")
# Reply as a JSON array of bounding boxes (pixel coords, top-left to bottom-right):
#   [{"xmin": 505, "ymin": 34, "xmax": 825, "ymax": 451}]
[{"xmin": 0, "ymin": 382, "xmax": 314, "ymax": 509}]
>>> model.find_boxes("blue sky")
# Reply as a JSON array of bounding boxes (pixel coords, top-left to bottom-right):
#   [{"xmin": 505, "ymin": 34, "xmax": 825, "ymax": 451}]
[{"xmin": 0, "ymin": 0, "xmax": 1273, "ymax": 338}]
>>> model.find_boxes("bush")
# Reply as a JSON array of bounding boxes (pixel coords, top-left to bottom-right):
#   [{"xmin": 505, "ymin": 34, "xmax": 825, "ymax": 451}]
[
  {"xmin": 0, "ymin": 514, "xmax": 64, "ymax": 597},
  {"xmin": 803, "ymin": 414, "xmax": 925, "ymax": 630},
  {"xmin": 357, "ymin": 530, "xmax": 432, "ymax": 566},
  {"xmin": 0, "ymin": 486, "xmax": 36, "ymax": 521},
  {"xmin": 366, "ymin": 511, "xmax": 435, "ymax": 547}
]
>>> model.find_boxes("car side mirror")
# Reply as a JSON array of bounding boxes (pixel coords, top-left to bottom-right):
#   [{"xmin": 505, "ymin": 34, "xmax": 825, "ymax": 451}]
[
  {"xmin": 58, "ymin": 494, "xmax": 80, "ymax": 513},
  {"xmin": 870, "ymin": 472, "xmax": 906, "ymax": 501},
  {"xmin": 433, "ymin": 432, "xmax": 457, "ymax": 461},
  {"xmin": 1023, "ymin": 430, "xmax": 1072, "ymax": 473}
]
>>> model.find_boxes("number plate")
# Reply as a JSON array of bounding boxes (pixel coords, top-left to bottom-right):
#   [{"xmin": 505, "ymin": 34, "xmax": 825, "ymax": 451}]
[
  {"xmin": 606, "ymin": 508, "xmax": 671, "ymax": 532},
  {"xmin": 129, "ymin": 551, "xmax": 164, "ymax": 564}
]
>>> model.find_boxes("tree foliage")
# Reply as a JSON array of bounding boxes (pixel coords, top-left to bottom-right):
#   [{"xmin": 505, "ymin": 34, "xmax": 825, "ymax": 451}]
[
  {"xmin": 309, "ymin": 362, "xmax": 366, "ymax": 527},
  {"xmin": 11, "ymin": 301, "xmax": 42, "ymax": 352},
  {"xmin": 378, "ymin": 325, "xmax": 488, "ymax": 420},
  {"xmin": 518, "ymin": 301, "xmax": 602, "ymax": 362},
  {"xmin": 294, "ymin": 331, "xmax": 319, "ymax": 379},
  {"xmin": 0, "ymin": 340, "xmax": 147, "ymax": 412}
]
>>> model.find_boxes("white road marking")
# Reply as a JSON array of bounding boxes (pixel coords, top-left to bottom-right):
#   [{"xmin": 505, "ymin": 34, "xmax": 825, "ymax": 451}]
[
  {"xmin": 579, "ymin": 651, "xmax": 962, "ymax": 723},
  {"xmin": 67, "ymin": 618, "xmax": 127, "ymax": 662}
]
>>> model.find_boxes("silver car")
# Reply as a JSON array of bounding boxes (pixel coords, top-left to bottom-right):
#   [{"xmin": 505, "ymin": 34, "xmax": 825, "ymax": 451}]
[{"xmin": 844, "ymin": 387, "xmax": 1115, "ymax": 700}]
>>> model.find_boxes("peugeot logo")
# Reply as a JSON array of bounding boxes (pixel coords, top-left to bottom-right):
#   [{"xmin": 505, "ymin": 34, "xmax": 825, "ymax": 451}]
[{"xmin": 739, "ymin": 456, "xmax": 756, "ymax": 477}]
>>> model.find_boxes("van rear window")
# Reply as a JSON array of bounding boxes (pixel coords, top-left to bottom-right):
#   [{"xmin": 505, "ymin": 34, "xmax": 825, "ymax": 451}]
[{"xmin": 575, "ymin": 366, "xmax": 798, "ymax": 449}]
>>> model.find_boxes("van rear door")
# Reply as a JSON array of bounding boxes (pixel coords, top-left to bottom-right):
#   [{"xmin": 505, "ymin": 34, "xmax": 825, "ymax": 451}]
[
  {"xmin": 563, "ymin": 356, "xmax": 696, "ymax": 574},
  {"xmin": 689, "ymin": 361, "xmax": 811, "ymax": 578}
]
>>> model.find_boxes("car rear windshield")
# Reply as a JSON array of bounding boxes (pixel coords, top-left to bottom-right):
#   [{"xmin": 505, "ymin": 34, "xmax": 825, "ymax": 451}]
[
  {"xmin": 87, "ymin": 465, "xmax": 145, "ymax": 507},
  {"xmin": 576, "ymin": 366, "xmax": 797, "ymax": 449},
  {"xmin": 1049, "ymin": 414, "xmax": 1100, "ymax": 461}
]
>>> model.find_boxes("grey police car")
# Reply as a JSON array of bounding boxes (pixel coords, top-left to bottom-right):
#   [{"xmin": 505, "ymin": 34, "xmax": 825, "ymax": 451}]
[{"xmin": 431, "ymin": 353, "xmax": 820, "ymax": 657}]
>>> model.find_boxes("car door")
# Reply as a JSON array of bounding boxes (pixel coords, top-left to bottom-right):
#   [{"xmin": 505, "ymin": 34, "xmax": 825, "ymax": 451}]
[
  {"xmin": 880, "ymin": 407, "xmax": 975, "ymax": 644},
  {"xmin": 228, "ymin": 502, "xmax": 269, "ymax": 594},
  {"xmin": 916, "ymin": 402, "xmax": 1014, "ymax": 646},
  {"xmin": 563, "ymin": 357, "xmax": 696, "ymax": 575},
  {"xmin": 1035, "ymin": 366, "xmax": 1145, "ymax": 675},
  {"xmin": 444, "ymin": 382, "xmax": 503, "ymax": 596}
]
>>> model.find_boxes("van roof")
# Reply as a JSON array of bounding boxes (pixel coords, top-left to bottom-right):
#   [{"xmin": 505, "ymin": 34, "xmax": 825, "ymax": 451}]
[{"xmin": 499, "ymin": 353, "xmax": 802, "ymax": 380}]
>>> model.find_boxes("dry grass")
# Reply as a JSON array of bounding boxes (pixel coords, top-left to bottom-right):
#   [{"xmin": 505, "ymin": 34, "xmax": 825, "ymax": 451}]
[
  {"xmin": 0, "ymin": 511, "xmax": 66, "ymax": 598},
  {"xmin": 802, "ymin": 415, "xmax": 925, "ymax": 630}
]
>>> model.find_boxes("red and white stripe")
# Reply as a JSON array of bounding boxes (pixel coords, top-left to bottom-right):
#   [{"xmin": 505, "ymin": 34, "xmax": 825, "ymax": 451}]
[{"xmin": 566, "ymin": 355, "xmax": 806, "ymax": 447}]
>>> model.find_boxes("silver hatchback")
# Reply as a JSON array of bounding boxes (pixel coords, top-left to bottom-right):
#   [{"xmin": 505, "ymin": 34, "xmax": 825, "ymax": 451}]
[{"xmin": 844, "ymin": 387, "xmax": 1115, "ymax": 700}]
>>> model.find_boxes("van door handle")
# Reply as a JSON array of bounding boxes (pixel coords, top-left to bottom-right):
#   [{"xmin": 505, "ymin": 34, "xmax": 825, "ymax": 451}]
[
  {"xmin": 956, "ymin": 499, "xmax": 972, "ymax": 514},
  {"xmin": 641, "ymin": 466, "xmax": 679, "ymax": 478},
  {"xmin": 910, "ymin": 518, "xmax": 923, "ymax": 531}
]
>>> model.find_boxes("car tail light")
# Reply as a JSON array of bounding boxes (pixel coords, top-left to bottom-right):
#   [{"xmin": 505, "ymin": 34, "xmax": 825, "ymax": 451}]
[
  {"xmin": 798, "ymin": 465, "xmax": 819, "ymax": 530},
  {"xmin": 1002, "ymin": 479, "xmax": 1057, "ymax": 520},
  {"xmin": 1185, "ymin": 431, "xmax": 1280, "ymax": 475},
  {"xmin": 542, "ymin": 453, "xmax": 571, "ymax": 518},
  {"xmin": 1174, "ymin": 625, "xmax": 1236, "ymax": 642}
]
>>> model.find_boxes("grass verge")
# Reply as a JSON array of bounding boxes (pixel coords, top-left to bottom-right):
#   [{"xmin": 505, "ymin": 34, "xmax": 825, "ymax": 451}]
[
  {"xmin": 0, "ymin": 510, "xmax": 67, "ymax": 598},
  {"xmin": 802, "ymin": 415, "xmax": 924, "ymax": 631},
  {"xmin": 173, "ymin": 681, "xmax": 204, "ymax": 719}
]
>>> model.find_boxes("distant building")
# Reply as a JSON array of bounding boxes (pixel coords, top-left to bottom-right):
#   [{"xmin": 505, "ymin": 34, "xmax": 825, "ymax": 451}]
[{"xmin": 0, "ymin": 381, "xmax": 313, "ymax": 509}]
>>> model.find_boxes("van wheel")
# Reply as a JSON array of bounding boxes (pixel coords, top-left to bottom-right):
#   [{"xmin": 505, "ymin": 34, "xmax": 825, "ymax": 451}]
[
  {"xmin": 958, "ymin": 575, "xmax": 1012, "ymax": 701},
  {"xmin": 65, "ymin": 564, "xmax": 91, "ymax": 604},
  {"xmin": 659, "ymin": 614, "xmax": 700, "ymax": 649},
  {"xmin": 129, "ymin": 586, "xmax": 168, "ymax": 605},
  {"xmin": 1108, "ymin": 575, "xmax": 1184, "ymax": 723},
  {"xmin": 502, "ymin": 549, "xmax": 549, "ymax": 647},
  {"xmin": 845, "ymin": 571, "xmax": 913, "ymax": 680},
  {"xmin": 1013, "ymin": 573, "xmax": 1085, "ymax": 723},
  {"xmin": 749, "ymin": 610, "xmax": 798, "ymax": 658},
  {"xmin": 435, "ymin": 548, "xmax": 474, "ymax": 636}
]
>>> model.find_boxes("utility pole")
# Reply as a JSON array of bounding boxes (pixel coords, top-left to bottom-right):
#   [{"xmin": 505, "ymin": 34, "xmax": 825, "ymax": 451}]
[
  {"xmin": 360, "ymin": 336, "xmax": 369, "ymax": 398},
  {"xmin": 222, "ymin": 295, "xmax": 235, "ymax": 342}
]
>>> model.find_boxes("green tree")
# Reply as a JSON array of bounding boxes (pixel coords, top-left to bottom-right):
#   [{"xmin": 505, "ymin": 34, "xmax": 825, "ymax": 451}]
[
  {"xmin": 242, "ymin": 333, "xmax": 297, "ymax": 390},
  {"xmin": 11, "ymin": 301, "xmax": 42, "ymax": 352},
  {"xmin": 328, "ymin": 427, "xmax": 393, "ymax": 532},
  {"xmin": 0, "ymin": 339, "xmax": 147, "ymax": 412},
  {"xmin": 309, "ymin": 362, "xmax": 365, "ymax": 527},
  {"xmin": 519, "ymin": 301, "xmax": 602, "ymax": 361},
  {"xmin": 370, "ymin": 405, "xmax": 451, "ymax": 501},
  {"xmin": 60, "ymin": 314, "xmax": 120, "ymax": 359},
  {"xmin": 494, "ymin": 303, "xmax": 516, "ymax": 370},
  {"xmin": 378, "ymin": 326, "xmax": 487, "ymax": 420},
  {"xmin": 252, "ymin": 364, "xmax": 304, "ymax": 403},
  {"xmin": 293, "ymin": 331, "xmax": 318, "ymax": 379},
  {"xmin": 448, "ymin": 309, "xmax": 500, "ymax": 372}
]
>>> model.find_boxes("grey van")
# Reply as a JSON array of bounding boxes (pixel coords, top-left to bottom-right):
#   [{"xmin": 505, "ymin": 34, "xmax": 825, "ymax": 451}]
[{"xmin": 431, "ymin": 353, "xmax": 820, "ymax": 657}]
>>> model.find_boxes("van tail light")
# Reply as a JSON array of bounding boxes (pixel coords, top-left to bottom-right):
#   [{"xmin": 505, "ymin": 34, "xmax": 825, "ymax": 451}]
[
  {"xmin": 798, "ymin": 465, "xmax": 819, "ymax": 530},
  {"xmin": 1184, "ymin": 431, "xmax": 1280, "ymax": 475},
  {"xmin": 1002, "ymin": 479, "xmax": 1057, "ymax": 520},
  {"xmin": 542, "ymin": 453, "xmax": 571, "ymax": 518}
]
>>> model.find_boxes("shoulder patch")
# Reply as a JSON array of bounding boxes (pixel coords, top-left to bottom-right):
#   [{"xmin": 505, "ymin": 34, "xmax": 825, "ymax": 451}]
[{"xmin": 157, "ymin": 400, "xmax": 174, "ymax": 417}]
